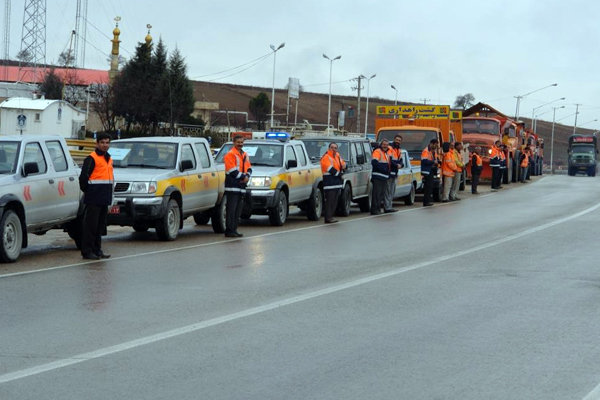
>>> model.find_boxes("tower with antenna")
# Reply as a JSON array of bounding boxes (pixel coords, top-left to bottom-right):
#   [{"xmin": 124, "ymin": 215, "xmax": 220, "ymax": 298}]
[
  {"xmin": 73, "ymin": 0, "xmax": 88, "ymax": 67},
  {"xmin": 18, "ymin": 0, "xmax": 46, "ymax": 82}
]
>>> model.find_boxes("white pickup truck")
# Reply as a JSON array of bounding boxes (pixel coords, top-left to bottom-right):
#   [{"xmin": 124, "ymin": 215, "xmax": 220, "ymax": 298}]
[{"xmin": 0, "ymin": 135, "xmax": 82, "ymax": 262}]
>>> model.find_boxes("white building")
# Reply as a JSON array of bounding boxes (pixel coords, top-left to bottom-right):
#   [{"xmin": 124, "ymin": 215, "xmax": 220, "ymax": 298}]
[{"xmin": 0, "ymin": 97, "xmax": 86, "ymax": 138}]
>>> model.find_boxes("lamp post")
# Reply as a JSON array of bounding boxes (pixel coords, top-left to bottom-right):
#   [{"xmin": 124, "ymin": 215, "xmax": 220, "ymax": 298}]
[
  {"xmin": 550, "ymin": 105, "xmax": 565, "ymax": 174},
  {"xmin": 531, "ymin": 97, "xmax": 565, "ymax": 132},
  {"xmin": 390, "ymin": 84, "xmax": 398, "ymax": 105},
  {"xmin": 514, "ymin": 83, "xmax": 558, "ymax": 120},
  {"xmin": 323, "ymin": 53, "xmax": 341, "ymax": 131},
  {"xmin": 363, "ymin": 74, "xmax": 376, "ymax": 136},
  {"xmin": 269, "ymin": 42, "xmax": 285, "ymax": 130}
]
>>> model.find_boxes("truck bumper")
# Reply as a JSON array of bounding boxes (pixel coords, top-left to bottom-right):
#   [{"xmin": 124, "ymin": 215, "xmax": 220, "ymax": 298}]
[
  {"xmin": 107, "ymin": 196, "xmax": 166, "ymax": 226},
  {"xmin": 247, "ymin": 189, "xmax": 277, "ymax": 210}
]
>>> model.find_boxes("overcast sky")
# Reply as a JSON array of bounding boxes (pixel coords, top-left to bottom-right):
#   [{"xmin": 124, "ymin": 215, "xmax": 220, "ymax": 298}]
[{"xmin": 6, "ymin": 0, "xmax": 600, "ymax": 130}]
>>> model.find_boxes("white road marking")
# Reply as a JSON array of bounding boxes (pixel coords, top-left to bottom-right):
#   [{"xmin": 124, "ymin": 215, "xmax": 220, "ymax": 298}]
[{"xmin": 1, "ymin": 201, "xmax": 599, "ymax": 385}]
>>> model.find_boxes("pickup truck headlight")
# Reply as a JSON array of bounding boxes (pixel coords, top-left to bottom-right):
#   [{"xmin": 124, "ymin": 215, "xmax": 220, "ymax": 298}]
[
  {"xmin": 249, "ymin": 176, "xmax": 272, "ymax": 188},
  {"xmin": 130, "ymin": 181, "xmax": 157, "ymax": 194}
]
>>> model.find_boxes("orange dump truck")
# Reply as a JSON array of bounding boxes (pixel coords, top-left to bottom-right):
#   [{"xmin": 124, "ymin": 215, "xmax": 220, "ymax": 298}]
[{"xmin": 375, "ymin": 105, "xmax": 463, "ymax": 201}]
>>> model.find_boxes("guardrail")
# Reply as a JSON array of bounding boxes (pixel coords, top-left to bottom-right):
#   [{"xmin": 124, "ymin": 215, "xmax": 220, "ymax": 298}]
[{"xmin": 66, "ymin": 139, "xmax": 96, "ymax": 164}]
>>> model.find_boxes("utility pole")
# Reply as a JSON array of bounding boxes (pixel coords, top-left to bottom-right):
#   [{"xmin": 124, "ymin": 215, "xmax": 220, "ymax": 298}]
[
  {"xmin": 420, "ymin": 98, "xmax": 431, "ymax": 105},
  {"xmin": 2, "ymin": 0, "xmax": 10, "ymax": 81},
  {"xmin": 351, "ymin": 75, "xmax": 364, "ymax": 133},
  {"xmin": 573, "ymin": 103, "xmax": 580, "ymax": 134}
]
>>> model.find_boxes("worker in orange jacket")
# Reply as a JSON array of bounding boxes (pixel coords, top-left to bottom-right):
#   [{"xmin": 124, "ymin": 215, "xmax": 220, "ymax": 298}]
[
  {"xmin": 519, "ymin": 147, "xmax": 530, "ymax": 183},
  {"xmin": 490, "ymin": 140, "xmax": 502, "ymax": 190},
  {"xmin": 384, "ymin": 134, "xmax": 403, "ymax": 213},
  {"xmin": 224, "ymin": 135, "xmax": 252, "ymax": 237},
  {"xmin": 441, "ymin": 142, "xmax": 457, "ymax": 202},
  {"xmin": 321, "ymin": 142, "xmax": 346, "ymax": 223},
  {"xmin": 470, "ymin": 147, "xmax": 483, "ymax": 194},
  {"xmin": 371, "ymin": 139, "xmax": 391, "ymax": 214},
  {"xmin": 450, "ymin": 142, "xmax": 464, "ymax": 201}
]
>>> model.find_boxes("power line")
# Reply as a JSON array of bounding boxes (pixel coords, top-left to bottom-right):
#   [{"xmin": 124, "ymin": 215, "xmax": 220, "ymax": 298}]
[
  {"xmin": 204, "ymin": 54, "xmax": 272, "ymax": 82},
  {"xmin": 192, "ymin": 52, "xmax": 271, "ymax": 79}
]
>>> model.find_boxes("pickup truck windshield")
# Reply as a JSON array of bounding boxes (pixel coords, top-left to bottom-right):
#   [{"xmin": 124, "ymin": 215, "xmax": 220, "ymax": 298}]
[
  {"xmin": 463, "ymin": 119, "xmax": 500, "ymax": 135},
  {"xmin": 111, "ymin": 142, "xmax": 177, "ymax": 169},
  {"xmin": 216, "ymin": 143, "xmax": 284, "ymax": 167},
  {"xmin": 301, "ymin": 140, "xmax": 349, "ymax": 163},
  {"xmin": 0, "ymin": 141, "xmax": 19, "ymax": 174}
]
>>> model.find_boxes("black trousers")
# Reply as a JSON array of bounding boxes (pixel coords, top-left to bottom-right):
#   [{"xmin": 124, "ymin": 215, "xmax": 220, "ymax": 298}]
[
  {"xmin": 471, "ymin": 173, "xmax": 480, "ymax": 193},
  {"xmin": 371, "ymin": 179, "xmax": 386, "ymax": 213},
  {"xmin": 225, "ymin": 191, "xmax": 244, "ymax": 234},
  {"xmin": 491, "ymin": 167, "xmax": 501, "ymax": 189},
  {"xmin": 324, "ymin": 188, "xmax": 340, "ymax": 221},
  {"xmin": 82, "ymin": 204, "xmax": 107, "ymax": 256},
  {"xmin": 422, "ymin": 174, "xmax": 434, "ymax": 204}
]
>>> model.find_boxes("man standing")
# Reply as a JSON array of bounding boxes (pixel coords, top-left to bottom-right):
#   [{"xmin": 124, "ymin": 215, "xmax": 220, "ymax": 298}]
[
  {"xmin": 519, "ymin": 147, "xmax": 530, "ymax": 183},
  {"xmin": 224, "ymin": 135, "xmax": 252, "ymax": 237},
  {"xmin": 450, "ymin": 142, "xmax": 464, "ymax": 201},
  {"xmin": 371, "ymin": 139, "xmax": 391, "ymax": 215},
  {"xmin": 320, "ymin": 142, "xmax": 346, "ymax": 223},
  {"xmin": 421, "ymin": 139, "xmax": 439, "ymax": 206},
  {"xmin": 441, "ymin": 142, "xmax": 457, "ymax": 202},
  {"xmin": 490, "ymin": 140, "xmax": 501, "ymax": 191},
  {"xmin": 500, "ymin": 144, "xmax": 508, "ymax": 185},
  {"xmin": 383, "ymin": 135, "xmax": 403, "ymax": 213},
  {"xmin": 471, "ymin": 147, "xmax": 483, "ymax": 194},
  {"xmin": 79, "ymin": 133, "xmax": 114, "ymax": 260}
]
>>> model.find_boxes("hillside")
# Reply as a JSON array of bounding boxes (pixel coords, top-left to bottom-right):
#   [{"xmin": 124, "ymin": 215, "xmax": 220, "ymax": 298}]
[{"xmin": 191, "ymin": 80, "xmax": 593, "ymax": 166}]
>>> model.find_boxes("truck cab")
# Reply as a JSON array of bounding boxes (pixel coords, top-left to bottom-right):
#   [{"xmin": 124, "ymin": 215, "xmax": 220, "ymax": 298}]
[{"xmin": 568, "ymin": 135, "xmax": 598, "ymax": 176}]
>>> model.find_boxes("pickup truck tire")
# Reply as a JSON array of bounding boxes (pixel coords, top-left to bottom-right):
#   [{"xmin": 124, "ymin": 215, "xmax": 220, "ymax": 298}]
[
  {"xmin": 66, "ymin": 218, "xmax": 83, "ymax": 249},
  {"xmin": 0, "ymin": 210, "xmax": 23, "ymax": 263},
  {"xmin": 211, "ymin": 198, "xmax": 226, "ymax": 234},
  {"xmin": 336, "ymin": 184, "xmax": 351, "ymax": 217},
  {"xmin": 156, "ymin": 199, "xmax": 180, "ymax": 241},
  {"xmin": 269, "ymin": 191, "xmax": 288, "ymax": 226},
  {"xmin": 307, "ymin": 188, "xmax": 323, "ymax": 221},
  {"xmin": 358, "ymin": 190, "xmax": 371, "ymax": 213},
  {"xmin": 403, "ymin": 184, "xmax": 416, "ymax": 205},
  {"xmin": 193, "ymin": 212, "xmax": 210, "ymax": 225}
]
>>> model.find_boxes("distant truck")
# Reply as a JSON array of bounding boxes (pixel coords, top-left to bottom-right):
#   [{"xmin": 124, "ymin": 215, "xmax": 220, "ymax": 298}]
[
  {"xmin": 568, "ymin": 135, "xmax": 598, "ymax": 176},
  {"xmin": 0, "ymin": 135, "xmax": 82, "ymax": 262}
]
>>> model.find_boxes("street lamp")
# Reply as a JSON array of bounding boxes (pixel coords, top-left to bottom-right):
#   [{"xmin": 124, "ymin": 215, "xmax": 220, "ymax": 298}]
[
  {"xmin": 390, "ymin": 84, "xmax": 398, "ymax": 105},
  {"xmin": 323, "ymin": 53, "xmax": 341, "ymax": 131},
  {"xmin": 531, "ymin": 97, "xmax": 565, "ymax": 132},
  {"xmin": 550, "ymin": 105, "xmax": 565, "ymax": 174},
  {"xmin": 363, "ymin": 74, "xmax": 376, "ymax": 135},
  {"xmin": 269, "ymin": 42, "xmax": 285, "ymax": 130},
  {"xmin": 514, "ymin": 83, "xmax": 558, "ymax": 120}
]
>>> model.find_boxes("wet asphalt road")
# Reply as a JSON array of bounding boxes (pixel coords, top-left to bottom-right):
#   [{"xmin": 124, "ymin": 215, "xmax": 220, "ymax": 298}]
[{"xmin": 2, "ymin": 176, "xmax": 600, "ymax": 399}]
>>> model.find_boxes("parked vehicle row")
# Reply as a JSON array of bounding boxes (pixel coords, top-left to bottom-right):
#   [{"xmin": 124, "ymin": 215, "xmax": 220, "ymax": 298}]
[{"xmin": 0, "ymin": 134, "xmax": 422, "ymax": 262}]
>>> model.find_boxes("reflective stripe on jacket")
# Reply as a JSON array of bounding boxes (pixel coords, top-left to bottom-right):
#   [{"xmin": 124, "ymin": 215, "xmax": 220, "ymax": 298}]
[
  {"xmin": 321, "ymin": 150, "xmax": 346, "ymax": 190},
  {"xmin": 490, "ymin": 146, "xmax": 501, "ymax": 167},
  {"xmin": 224, "ymin": 148, "xmax": 252, "ymax": 192},
  {"xmin": 387, "ymin": 146, "xmax": 403, "ymax": 176},
  {"xmin": 371, "ymin": 148, "xmax": 390, "ymax": 180}
]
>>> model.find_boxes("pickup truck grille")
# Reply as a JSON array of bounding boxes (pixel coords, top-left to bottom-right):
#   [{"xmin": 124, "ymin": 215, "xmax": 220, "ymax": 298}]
[{"xmin": 114, "ymin": 182, "xmax": 130, "ymax": 192}]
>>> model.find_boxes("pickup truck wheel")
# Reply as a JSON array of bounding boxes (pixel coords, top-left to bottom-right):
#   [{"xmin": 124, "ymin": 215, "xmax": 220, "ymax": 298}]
[
  {"xmin": 357, "ymin": 188, "xmax": 371, "ymax": 213},
  {"xmin": 66, "ymin": 217, "xmax": 83, "ymax": 249},
  {"xmin": 0, "ymin": 210, "xmax": 23, "ymax": 263},
  {"xmin": 269, "ymin": 191, "xmax": 288, "ymax": 226},
  {"xmin": 193, "ymin": 212, "xmax": 210, "ymax": 225},
  {"xmin": 307, "ymin": 188, "xmax": 323, "ymax": 221},
  {"xmin": 211, "ymin": 197, "xmax": 226, "ymax": 234},
  {"xmin": 156, "ymin": 199, "xmax": 180, "ymax": 241},
  {"xmin": 336, "ymin": 184, "xmax": 351, "ymax": 217},
  {"xmin": 133, "ymin": 224, "xmax": 149, "ymax": 232},
  {"xmin": 403, "ymin": 184, "xmax": 416, "ymax": 205}
]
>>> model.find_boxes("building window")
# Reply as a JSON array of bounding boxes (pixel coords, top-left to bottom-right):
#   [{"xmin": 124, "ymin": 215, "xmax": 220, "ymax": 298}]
[{"xmin": 34, "ymin": 113, "xmax": 41, "ymax": 122}]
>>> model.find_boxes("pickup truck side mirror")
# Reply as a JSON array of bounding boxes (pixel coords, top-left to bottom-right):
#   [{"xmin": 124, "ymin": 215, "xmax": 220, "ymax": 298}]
[
  {"xmin": 356, "ymin": 154, "xmax": 365, "ymax": 164},
  {"xmin": 286, "ymin": 159, "xmax": 298, "ymax": 169},
  {"xmin": 22, "ymin": 162, "xmax": 39, "ymax": 177},
  {"xmin": 180, "ymin": 159, "xmax": 194, "ymax": 172}
]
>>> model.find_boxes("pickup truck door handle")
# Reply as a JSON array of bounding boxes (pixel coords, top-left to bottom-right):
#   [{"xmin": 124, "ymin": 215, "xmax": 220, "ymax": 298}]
[
  {"xmin": 197, "ymin": 174, "xmax": 203, "ymax": 178},
  {"xmin": 211, "ymin": 172, "xmax": 216, "ymax": 176},
  {"xmin": 298, "ymin": 171, "xmax": 302, "ymax": 175},
  {"xmin": 69, "ymin": 177, "xmax": 75, "ymax": 181},
  {"xmin": 48, "ymin": 179, "xmax": 55, "ymax": 184}
]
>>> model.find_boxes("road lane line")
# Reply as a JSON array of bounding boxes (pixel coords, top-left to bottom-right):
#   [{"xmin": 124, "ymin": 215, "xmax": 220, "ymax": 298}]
[{"xmin": 1, "ymin": 201, "xmax": 600, "ymax": 385}]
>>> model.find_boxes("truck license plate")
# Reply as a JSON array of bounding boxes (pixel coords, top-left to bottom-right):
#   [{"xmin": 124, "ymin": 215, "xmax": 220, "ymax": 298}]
[{"xmin": 109, "ymin": 205, "xmax": 120, "ymax": 214}]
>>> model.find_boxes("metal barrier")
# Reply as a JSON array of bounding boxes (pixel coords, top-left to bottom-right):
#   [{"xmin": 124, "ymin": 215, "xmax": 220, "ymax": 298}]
[{"xmin": 66, "ymin": 139, "xmax": 96, "ymax": 164}]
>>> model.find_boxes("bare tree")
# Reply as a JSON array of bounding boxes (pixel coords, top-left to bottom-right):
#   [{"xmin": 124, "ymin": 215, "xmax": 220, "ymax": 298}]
[{"xmin": 453, "ymin": 93, "xmax": 475, "ymax": 110}]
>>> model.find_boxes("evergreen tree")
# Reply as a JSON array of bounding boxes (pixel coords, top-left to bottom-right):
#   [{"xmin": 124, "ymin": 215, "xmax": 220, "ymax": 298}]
[
  {"xmin": 39, "ymin": 69, "xmax": 64, "ymax": 100},
  {"xmin": 249, "ymin": 93, "xmax": 270, "ymax": 130},
  {"xmin": 167, "ymin": 48, "xmax": 195, "ymax": 132}
]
